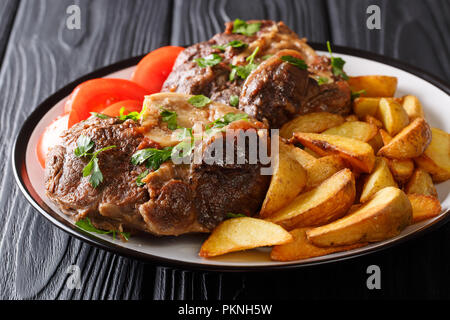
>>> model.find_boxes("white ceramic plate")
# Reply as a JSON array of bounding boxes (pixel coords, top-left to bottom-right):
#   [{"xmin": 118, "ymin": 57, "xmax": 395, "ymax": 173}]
[{"xmin": 13, "ymin": 45, "xmax": 450, "ymax": 271}]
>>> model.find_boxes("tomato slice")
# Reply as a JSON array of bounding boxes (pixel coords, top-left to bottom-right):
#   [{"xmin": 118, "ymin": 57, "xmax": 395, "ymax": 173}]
[
  {"xmin": 100, "ymin": 100, "xmax": 143, "ymax": 117},
  {"xmin": 36, "ymin": 114, "xmax": 69, "ymax": 168},
  {"xmin": 65, "ymin": 79, "xmax": 148, "ymax": 128},
  {"xmin": 131, "ymin": 46, "xmax": 184, "ymax": 93}
]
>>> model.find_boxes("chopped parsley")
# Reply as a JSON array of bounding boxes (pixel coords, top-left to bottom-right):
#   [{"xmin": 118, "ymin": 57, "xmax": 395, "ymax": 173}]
[
  {"xmin": 226, "ymin": 212, "xmax": 247, "ymax": 219},
  {"xmin": 229, "ymin": 46, "xmax": 260, "ymax": 81},
  {"xmin": 317, "ymin": 76, "xmax": 329, "ymax": 85},
  {"xmin": 90, "ymin": 112, "xmax": 110, "ymax": 119},
  {"xmin": 280, "ymin": 55, "xmax": 307, "ymax": 70},
  {"xmin": 118, "ymin": 107, "xmax": 142, "ymax": 121},
  {"xmin": 160, "ymin": 108, "xmax": 178, "ymax": 130},
  {"xmin": 206, "ymin": 112, "xmax": 249, "ymax": 130},
  {"xmin": 131, "ymin": 146, "xmax": 173, "ymax": 171},
  {"xmin": 76, "ymin": 217, "xmax": 130, "ymax": 240},
  {"xmin": 261, "ymin": 54, "xmax": 272, "ymax": 60},
  {"xmin": 351, "ymin": 89, "xmax": 366, "ymax": 100},
  {"xmin": 232, "ymin": 19, "xmax": 261, "ymax": 36},
  {"xmin": 326, "ymin": 41, "xmax": 349, "ymax": 80},
  {"xmin": 81, "ymin": 145, "xmax": 117, "ymax": 188},
  {"xmin": 188, "ymin": 94, "xmax": 211, "ymax": 108},
  {"xmin": 246, "ymin": 46, "xmax": 260, "ymax": 64},
  {"xmin": 212, "ymin": 40, "xmax": 248, "ymax": 51},
  {"xmin": 229, "ymin": 95, "xmax": 239, "ymax": 107},
  {"xmin": 195, "ymin": 53, "xmax": 222, "ymax": 68},
  {"xmin": 74, "ymin": 135, "xmax": 94, "ymax": 157},
  {"xmin": 136, "ymin": 170, "xmax": 149, "ymax": 186}
]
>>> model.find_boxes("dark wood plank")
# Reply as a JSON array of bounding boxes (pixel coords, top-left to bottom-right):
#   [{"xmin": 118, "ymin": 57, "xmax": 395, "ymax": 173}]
[
  {"xmin": 0, "ymin": 0, "xmax": 20, "ymax": 68},
  {"xmin": 0, "ymin": 0, "xmax": 171, "ymax": 299},
  {"xmin": 326, "ymin": 0, "xmax": 450, "ymax": 81}
]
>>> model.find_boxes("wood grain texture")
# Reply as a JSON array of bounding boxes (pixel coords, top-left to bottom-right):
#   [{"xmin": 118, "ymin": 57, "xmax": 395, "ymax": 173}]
[
  {"xmin": 0, "ymin": 0, "xmax": 171, "ymax": 300},
  {"xmin": 1, "ymin": 0, "xmax": 450, "ymax": 300}
]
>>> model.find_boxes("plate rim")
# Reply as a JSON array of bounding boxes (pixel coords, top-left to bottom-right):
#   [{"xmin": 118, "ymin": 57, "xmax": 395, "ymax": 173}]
[{"xmin": 11, "ymin": 43, "xmax": 450, "ymax": 272}]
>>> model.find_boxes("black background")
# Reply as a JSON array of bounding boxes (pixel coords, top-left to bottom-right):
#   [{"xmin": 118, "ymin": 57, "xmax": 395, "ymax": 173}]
[{"xmin": 1, "ymin": 0, "xmax": 449, "ymax": 300}]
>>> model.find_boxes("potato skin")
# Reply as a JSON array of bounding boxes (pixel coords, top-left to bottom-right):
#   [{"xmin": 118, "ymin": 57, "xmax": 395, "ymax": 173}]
[
  {"xmin": 408, "ymin": 194, "xmax": 441, "ymax": 223},
  {"xmin": 306, "ymin": 187, "xmax": 412, "ymax": 247},
  {"xmin": 348, "ymin": 76, "xmax": 397, "ymax": 97},
  {"xmin": 280, "ymin": 112, "xmax": 345, "ymax": 139},
  {"xmin": 405, "ymin": 169, "xmax": 437, "ymax": 197},
  {"xmin": 378, "ymin": 117, "xmax": 432, "ymax": 159}
]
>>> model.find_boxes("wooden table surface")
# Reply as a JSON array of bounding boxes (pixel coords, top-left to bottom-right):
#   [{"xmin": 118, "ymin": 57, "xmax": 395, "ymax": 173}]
[{"xmin": 1, "ymin": 0, "xmax": 449, "ymax": 300}]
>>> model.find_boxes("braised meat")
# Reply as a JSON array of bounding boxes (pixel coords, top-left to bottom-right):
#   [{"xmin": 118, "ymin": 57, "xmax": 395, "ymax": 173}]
[{"xmin": 162, "ymin": 20, "xmax": 351, "ymax": 128}]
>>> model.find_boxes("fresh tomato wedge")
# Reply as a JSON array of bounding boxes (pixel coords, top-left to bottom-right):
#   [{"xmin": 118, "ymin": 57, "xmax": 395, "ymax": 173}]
[
  {"xmin": 65, "ymin": 78, "xmax": 148, "ymax": 128},
  {"xmin": 36, "ymin": 114, "xmax": 69, "ymax": 168},
  {"xmin": 100, "ymin": 100, "xmax": 143, "ymax": 117},
  {"xmin": 131, "ymin": 46, "xmax": 184, "ymax": 93}
]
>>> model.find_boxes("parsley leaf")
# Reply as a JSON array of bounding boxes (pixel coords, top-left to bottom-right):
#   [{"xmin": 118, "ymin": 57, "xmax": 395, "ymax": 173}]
[
  {"xmin": 118, "ymin": 107, "xmax": 141, "ymax": 121},
  {"xmin": 76, "ymin": 217, "xmax": 130, "ymax": 240},
  {"xmin": 261, "ymin": 54, "xmax": 272, "ymax": 60},
  {"xmin": 212, "ymin": 40, "xmax": 248, "ymax": 51},
  {"xmin": 74, "ymin": 135, "xmax": 94, "ymax": 157},
  {"xmin": 229, "ymin": 95, "xmax": 239, "ymax": 107},
  {"xmin": 317, "ymin": 76, "xmax": 329, "ymax": 85},
  {"xmin": 160, "ymin": 108, "xmax": 178, "ymax": 130},
  {"xmin": 206, "ymin": 112, "xmax": 249, "ymax": 130},
  {"xmin": 246, "ymin": 46, "xmax": 260, "ymax": 64},
  {"xmin": 188, "ymin": 95, "xmax": 211, "ymax": 108},
  {"xmin": 82, "ymin": 145, "xmax": 117, "ymax": 188},
  {"xmin": 280, "ymin": 55, "xmax": 307, "ymax": 70},
  {"xmin": 326, "ymin": 41, "xmax": 349, "ymax": 80},
  {"xmin": 136, "ymin": 169, "xmax": 149, "ymax": 187},
  {"xmin": 90, "ymin": 112, "xmax": 110, "ymax": 119},
  {"xmin": 131, "ymin": 147, "xmax": 173, "ymax": 170},
  {"xmin": 226, "ymin": 212, "xmax": 247, "ymax": 219},
  {"xmin": 232, "ymin": 19, "xmax": 261, "ymax": 36},
  {"xmin": 229, "ymin": 63, "xmax": 258, "ymax": 81},
  {"xmin": 351, "ymin": 89, "xmax": 366, "ymax": 100},
  {"xmin": 195, "ymin": 53, "xmax": 222, "ymax": 68}
]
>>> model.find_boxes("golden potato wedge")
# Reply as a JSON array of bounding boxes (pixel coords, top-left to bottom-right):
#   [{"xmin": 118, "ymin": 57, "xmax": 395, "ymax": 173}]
[
  {"xmin": 379, "ymin": 129, "xmax": 392, "ymax": 145},
  {"xmin": 405, "ymin": 169, "xmax": 437, "ymax": 197},
  {"xmin": 364, "ymin": 115, "xmax": 383, "ymax": 128},
  {"xmin": 385, "ymin": 158, "xmax": 414, "ymax": 184},
  {"xmin": 260, "ymin": 141, "xmax": 307, "ymax": 218},
  {"xmin": 199, "ymin": 217, "xmax": 292, "ymax": 257},
  {"xmin": 378, "ymin": 117, "xmax": 432, "ymax": 159},
  {"xmin": 293, "ymin": 132, "xmax": 376, "ymax": 173},
  {"xmin": 306, "ymin": 187, "xmax": 412, "ymax": 247},
  {"xmin": 345, "ymin": 114, "xmax": 359, "ymax": 122},
  {"xmin": 348, "ymin": 76, "xmax": 398, "ymax": 97},
  {"xmin": 360, "ymin": 158, "xmax": 398, "ymax": 203},
  {"xmin": 402, "ymin": 95, "xmax": 424, "ymax": 120},
  {"xmin": 270, "ymin": 228, "xmax": 367, "ymax": 261},
  {"xmin": 407, "ymin": 194, "xmax": 441, "ymax": 223},
  {"xmin": 267, "ymin": 169, "xmax": 355, "ymax": 230},
  {"xmin": 290, "ymin": 145, "xmax": 316, "ymax": 168},
  {"xmin": 303, "ymin": 147, "xmax": 320, "ymax": 158},
  {"xmin": 304, "ymin": 155, "xmax": 347, "ymax": 190},
  {"xmin": 353, "ymin": 97, "xmax": 380, "ymax": 118},
  {"xmin": 415, "ymin": 127, "xmax": 450, "ymax": 182},
  {"xmin": 280, "ymin": 112, "xmax": 345, "ymax": 139},
  {"xmin": 376, "ymin": 98, "xmax": 409, "ymax": 135},
  {"xmin": 323, "ymin": 121, "xmax": 378, "ymax": 142},
  {"xmin": 367, "ymin": 131, "xmax": 384, "ymax": 153}
]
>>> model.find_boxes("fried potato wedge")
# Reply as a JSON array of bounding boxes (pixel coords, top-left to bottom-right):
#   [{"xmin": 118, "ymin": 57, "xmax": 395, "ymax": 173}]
[
  {"xmin": 345, "ymin": 114, "xmax": 359, "ymax": 122},
  {"xmin": 348, "ymin": 76, "xmax": 398, "ymax": 97},
  {"xmin": 386, "ymin": 158, "xmax": 414, "ymax": 184},
  {"xmin": 367, "ymin": 131, "xmax": 384, "ymax": 153},
  {"xmin": 407, "ymin": 194, "xmax": 441, "ymax": 223},
  {"xmin": 376, "ymin": 98, "xmax": 409, "ymax": 135},
  {"xmin": 323, "ymin": 121, "xmax": 378, "ymax": 142},
  {"xmin": 267, "ymin": 169, "xmax": 355, "ymax": 230},
  {"xmin": 402, "ymin": 95, "xmax": 424, "ymax": 120},
  {"xmin": 199, "ymin": 217, "xmax": 292, "ymax": 257},
  {"xmin": 415, "ymin": 127, "xmax": 450, "ymax": 182},
  {"xmin": 379, "ymin": 129, "xmax": 392, "ymax": 145},
  {"xmin": 353, "ymin": 97, "xmax": 380, "ymax": 118},
  {"xmin": 306, "ymin": 187, "xmax": 412, "ymax": 247},
  {"xmin": 364, "ymin": 115, "xmax": 383, "ymax": 128},
  {"xmin": 293, "ymin": 132, "xmax": 376, "ymax": 173},
  {"xmin": 304, "ymin": 155, "xmax": 347, "ymax": 190},
  {"xmin": 290, "ymin": 145, "xmax": 316, "ymax": 167},
  {"xmin": 405, "ymin": 169, "xmax": 437, "ymax": 197},
  {"xmin": 270, "ymin": 228, "xmax": 367, "ymax": 261},
  {"xmin": 378, "ymin": 117, "xmax": 432, "ymax": 159},
  {"xmin": 280, "ymin": 112, "xmax": 345, "ymax": 138},
  {"xmin": 260, "ymin": 141, "xmax": 307, "ymax": 218},
  {"xmin": 360, "ymin": 158, "xmax": 398, "ymax": 203}
]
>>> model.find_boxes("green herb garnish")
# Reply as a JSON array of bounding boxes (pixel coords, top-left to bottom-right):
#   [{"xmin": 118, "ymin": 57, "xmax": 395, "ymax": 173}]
[
  {"xmin": 76, "ymin": 217, "xmax": 130, "ymax": 240},
  {"xmin": 232, "ymin": 19, "xmax": 261, "ymax": 36},
  {"xmin": 229, "ymin": 95, "xmax": 239, "ymax": 107},
  {"xmin": 246, "ymin": 46, "xmax": 260, "ymax": 64},
  {"xmin": 326, "ymin": 41, "xmax": 348, "ymax": 80},
  {"xmin": 261, "ymin": 54, "xmax": 272, "ymax": 60},
  {"xmin": 90, "ymin": 112, "xmax": 110, "ymax": 119},
  {"xmin": 118, "ymin": 107, "xmax": 141, "ymax": 122},
  {"xmin": 195, "ymin": 53, "xmax": 222, "ymax": 68},
  {"xmin": 229, "ymin": 63, "xmax": 258, "ymax": 81},
  {"xmin": 280, "ymin": 55, "xmax": 307, "ymax": 70},
  {"xmin": 82, "ymin": 145, "xmax": 117, "ymax": 188},
  {"xmin": 206, "ymin": 113, "xmax": 249, "ymax": 130},
  {"xmin": 188, "ymin": 94, "xmax": 211, "ymax": 108},
  {"xmin": 317, "ymin": 76, "xmax": 329, "ymax": 85},
  {"xmin": 74, "ymin": 135, "xmax": 94, "ymax": 157},
  {"xmin": 136, "ymin": 170, "xmax": 149, "ymax": 187},
  {"xmin": 226, "ymin": 212, "xmax": 247, "ymax": 219},
  {"xmin": 351, "ymin": 89, "xmax": 366, "ymax": 100},
  {"xmin": 131, "ymin": 147, "xmax": 173, "ymax": 170},
  {"xmin": 160, "ymin": 108, "xmax": 178, "ymax": 130},
  {"xmin": 212, "ymin": 40, "xmax": 248, "ymax": 51}
]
